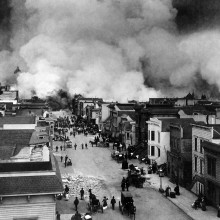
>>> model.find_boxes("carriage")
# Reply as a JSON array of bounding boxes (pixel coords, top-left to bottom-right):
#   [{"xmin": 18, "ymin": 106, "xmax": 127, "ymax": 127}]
[
  {"xmin": 87, "ymin": 194, "xmax": 103, "ymax": 213},
  {"xmin": 119, "ymin": 192, "xmax": 136, "ymax": 219},
  {"xmin": 111, "ymin": 151, "xmax": 125, "ymax": 163},
  {"xmin": 127, "ymin": 165, "xmax": 146, "ymax": 188}
]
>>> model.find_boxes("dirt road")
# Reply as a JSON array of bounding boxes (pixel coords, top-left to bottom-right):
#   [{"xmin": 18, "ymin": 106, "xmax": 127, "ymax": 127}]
[{"xmin": 54, "ymin": 130, "xmax": 191, "ymax": 220}]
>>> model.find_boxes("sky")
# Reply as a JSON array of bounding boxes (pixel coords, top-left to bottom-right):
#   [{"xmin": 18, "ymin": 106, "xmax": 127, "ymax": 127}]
[{"xmin": 0, "ymin": 0, "xmax": 220, "ymax": 101}]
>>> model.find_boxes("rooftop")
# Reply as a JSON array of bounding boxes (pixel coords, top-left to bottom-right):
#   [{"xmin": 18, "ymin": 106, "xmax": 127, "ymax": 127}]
[
  {"xmin": 147, "ymin": 108, "xmax": 179, "ymax": 115},
  {"xmin": 16, "ymin": 108, "xmax": 44, "ymax": 116},
  {"xmin": 169, "ymin": 118, "xmax": 195, "ymax": 138},
  {"xmin": 202, "ymin": 141, "xmax": 220, "ymax": 153},
  {"xmin": 116, "ymin": 103, "xmax": 135, "ymax": 111},
  {"xmin": 161, "ymin": 118, "xmax": 196, "ymax": 132},
  {"xmin": 0, "ymin": 129, "xmax": 34, "ymax": 145},
  {"xmin": 191, "ymin": 123, "xmax": 220, "ymax": 139},
  {"xmin": 0, "ymin": 155, "xmax": 63, "ymax": 196},
  {"xmin": 0, "ymin": 91, "xmax": 17, "ymax": 100},
  {"xmin": 0, "ymin": 116, "xmax": 36, "ymax": 126},
  {"xmin": 118, "ymin": 111, "xmax": 136, "ymax": 121},
  {"xmin": 178, "ymin": 106, "xmax": 216, "ymax": 115}
]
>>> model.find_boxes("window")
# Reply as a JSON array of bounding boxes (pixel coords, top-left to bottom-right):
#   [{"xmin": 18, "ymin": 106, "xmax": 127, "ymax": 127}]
[
  {"xmin": 148, "ymin": 130, "xmax": 150, "ymax": 140},
  {"xmin": 126, "ymin": 133, "xmax": 129, "ymax": 139},
  {"xmin": 194, "ymin": 156, "xmax": 197, "ymax": 172},
  {"xmin": 158, "ymin": 131, "xmax": 160, "ymax": 143},
  {"xmin": 195, "ymin": 137, "xmax": 197, "ymax": 151},
  {"xmin": 151, "ymin": 146, "xmax": 155, "ymax": 156},
  {"xmin": 200, "ymin": 159, "xmax": 203, "ymax": 174},
  {"xmin": 158, "ymin": 148, "xmax": 160, "ymax": 157},
  {"xmin": 151, "ymin": 131, "xmax": 155, "ymax": 141},
  {"xmin": 207, "ymin": 157, "xmax": 216, "ymax": 177},
  {"xmin": 200, "ymin": 139, "xmax": 203, "ymax": 153}
]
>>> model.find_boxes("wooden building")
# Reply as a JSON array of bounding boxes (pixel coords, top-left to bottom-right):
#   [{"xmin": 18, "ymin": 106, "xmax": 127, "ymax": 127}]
[
  {"xmin": 202, "ymin": 141, "xmax": 220, "ymax": 207},
  {"xmin": 167, "ymin": 118, "xmax": 195, "ymax": 187}
]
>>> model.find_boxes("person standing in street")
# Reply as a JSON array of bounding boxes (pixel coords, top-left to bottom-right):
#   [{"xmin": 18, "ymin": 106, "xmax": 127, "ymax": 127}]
[
  {"xmin": 125, "ymin": 178, "xmax": 130, "ymax": 191},
  {"xmin": 74, "ymin": 143, "xmax": 77, "ymax": 150},
  {"xmin": 60, "ymin": 155, "xmax": 63, "ymax": 163},
  {"xmin": 218, "ymin": 203, "xmax": 220, "ymax": 217},
  {"xmin": 56, "ymin": 146, "xmax": 58, "ymax": 152},
  {"xmin": 80, "ymin": 188, "xmax": 84, "ymax": 200},
  {"xmin": 174, "ymin": 184, "xmax": 180, "ymax": 196},
  {"xmin": 81, "ymin": 143, "xmax": 84, "ymax": 149},
  {"xmin": 121, "ymin": 179, "xmax": 125, "ymax": 191},
  {"xmin": 85, "ymin": 143, "xmax": 88, "ymax": 149},
  {"xmin": 102, "ymin": 196, "xmax": 108, "ymax": 209},
  {"xmin": 111, "ymin": 196, "xmax": 116, "ymax": 210},
  {"xmin": 74, "ymin": 197, "xmax": 79, "ymax": 211},
  {"xmin": 56, "ymin": 211, "xmax": 60, "ymax": 220},
  {"xmin": 60, "ymin": 146, "xmax": 63, "ymax": 151},
  {"xmin": 65, "ymin": 155, "xmax": 68, "ymax": 167},
  {"xmin": 165, "ymin": 185, "xmax": 171, "ymax": 197}
]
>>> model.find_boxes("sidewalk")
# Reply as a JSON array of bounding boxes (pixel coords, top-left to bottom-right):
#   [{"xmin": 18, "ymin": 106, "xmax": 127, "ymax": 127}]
[{"xmin": 146, "ymin": 173, "xmax": 218, "ymax": 220}]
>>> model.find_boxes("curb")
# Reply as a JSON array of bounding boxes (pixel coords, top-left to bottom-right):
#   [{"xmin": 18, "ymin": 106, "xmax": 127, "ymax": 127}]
[{"xmin": 146, "ymin": 180, "xmax": 194, "ymax": 220}]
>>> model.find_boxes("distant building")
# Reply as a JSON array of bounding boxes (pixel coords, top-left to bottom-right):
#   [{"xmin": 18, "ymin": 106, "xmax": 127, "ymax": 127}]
[
  {"xmin": 17, "ymin": 96, "xmax": 48, "ymax": 117},
  {"xmin": 99, "ymin": 102, "xmax": 112, "ymax": 133},
  {"xmin": 0, "ymin": 84, "xmax": 19, "ymax": 105},
  {"xmin": 76, "ymin": 97, "xmax": 103, "ymax": 117},
  {"xmin": 120, "ymin": 112, "xmax": 136, "ymax": 147},
  {"xmin": 108, "ymin": 103, "xmax": 135, "ymax": 141},
  {"xmin": 178, "ymin": 106, "xmax": 216, "ymax": 124},
  {"xmin": 0, "ymin": 116, "xmax": 36, "ymax": 130},
  {"xmin": 134, "ymin": 104, "xmax": 179, "ymax": 149}
]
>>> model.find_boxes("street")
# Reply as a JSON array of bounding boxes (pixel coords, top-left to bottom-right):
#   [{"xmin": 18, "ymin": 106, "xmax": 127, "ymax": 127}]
[{"xmin": 53, "ymin": 129, "xmax": 191, "ymax": 220}]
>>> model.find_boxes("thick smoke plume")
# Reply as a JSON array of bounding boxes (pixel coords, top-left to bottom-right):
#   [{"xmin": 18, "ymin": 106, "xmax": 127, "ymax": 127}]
[{"xmin": 1, "ymin": 0, "xmax": 220, "ymax": 101}]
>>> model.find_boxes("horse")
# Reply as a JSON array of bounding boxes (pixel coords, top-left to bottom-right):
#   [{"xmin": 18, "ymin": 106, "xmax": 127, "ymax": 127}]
[{"xmin": 89, "ymin": 140, "xmax": 98, "ymax": 147}]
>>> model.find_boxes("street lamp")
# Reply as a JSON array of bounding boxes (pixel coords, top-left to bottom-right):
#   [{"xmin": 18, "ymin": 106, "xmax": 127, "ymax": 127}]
[{"xmin": 159, "ymin": 168, "xmax": 164, "ymax": 193}]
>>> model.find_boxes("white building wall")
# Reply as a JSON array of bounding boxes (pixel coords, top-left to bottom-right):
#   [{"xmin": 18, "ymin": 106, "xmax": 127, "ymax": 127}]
[
  {"xmin": 159, "ymin": 132, "xmax": 170, "ymax": 164},
  {"xmin": 0, "ymin": 100, "xmax": 17, "ymax": 104},
  {"xmin": 179, "ymin": 110, "xmax": 216, "ymax": 124},
  {"xmin": 0, "ymin": 202, "xmax": 55, "ymax": 220},
  {"xmin": 147, "ymin": 118, "xmax": 169, "ymax": 164},
  {"xmin": 3, "ymin": 124, "xmax": 36, "ymax": 130},
  {"xmin": 101, "ymin": 104, "xmax": 110, "ymax": 122}
]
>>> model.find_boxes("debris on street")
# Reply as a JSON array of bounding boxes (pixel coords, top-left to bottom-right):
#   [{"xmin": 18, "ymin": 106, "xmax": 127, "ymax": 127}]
[{"xmin": 62, "ymin": 173, "xmax": 103, "ymax": 199}]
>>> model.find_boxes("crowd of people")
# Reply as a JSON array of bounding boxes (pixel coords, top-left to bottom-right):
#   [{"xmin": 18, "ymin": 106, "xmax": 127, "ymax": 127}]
[{"xmin": 55, "ymin": 114, "xmax": 140, "ymax": 219}]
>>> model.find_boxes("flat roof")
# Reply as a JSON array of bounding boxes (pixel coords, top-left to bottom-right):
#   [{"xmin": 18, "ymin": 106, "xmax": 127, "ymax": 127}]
[
  {"xmin": 0, "ymin": 116, "xmax": 35, "ymax": 126},
  {"xmin": 0, "ymin": 155, "xmax": 63, "ymax": 196}
]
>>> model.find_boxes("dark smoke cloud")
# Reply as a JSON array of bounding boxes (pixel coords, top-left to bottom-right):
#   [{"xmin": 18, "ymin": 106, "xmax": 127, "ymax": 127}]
[{"xmin": 0, "ymin": 0, "xmax": 11, "ymax": 50}]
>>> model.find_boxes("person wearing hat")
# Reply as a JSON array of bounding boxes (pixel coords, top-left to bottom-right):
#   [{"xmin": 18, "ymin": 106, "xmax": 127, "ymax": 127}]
[
  {"xmin": 80, "ymin": 188, "xmax": 84, "ymax": 200},
  {"xmin": 102, "ymin": 196, "xmax": 108, "ymax": 208},
  {"xmin": 74, "ymin": 197, "xmax": 79, "ymax": 211},
  {"xmin": 111, "ymin": 196, "xmax": 116, "ymax": 210}
]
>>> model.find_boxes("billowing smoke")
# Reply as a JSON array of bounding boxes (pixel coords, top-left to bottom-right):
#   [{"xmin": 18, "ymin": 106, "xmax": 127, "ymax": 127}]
[{"xmin": 1, "ymin": 0, "xmax": 220, "ymax": 101}]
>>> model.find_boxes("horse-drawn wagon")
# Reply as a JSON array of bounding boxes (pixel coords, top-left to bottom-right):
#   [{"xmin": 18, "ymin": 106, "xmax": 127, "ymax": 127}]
[
  {"xmin": 119, "ymin": 192, "xmax": 136, "ymax": 219},
  {"xmin": 87, "ymin": 193, "xmax": 103, "ymax": 213}
]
